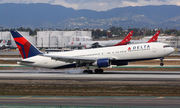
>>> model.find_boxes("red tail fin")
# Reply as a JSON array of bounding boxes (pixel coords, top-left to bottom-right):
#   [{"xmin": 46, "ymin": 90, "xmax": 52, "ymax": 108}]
[
  {"xmin": 147, "ymin": 31, "xmax": 160, "ymax": 43},
  {"xmin": 114, "ymin": 31, "xmax": 133, "ymax": 46}
]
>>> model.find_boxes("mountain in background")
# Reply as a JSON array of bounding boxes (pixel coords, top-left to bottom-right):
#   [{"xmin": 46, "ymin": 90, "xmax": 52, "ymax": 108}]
[{"xmin": 0, "ymin": 3, "xmax": 180, "ymax": 30}]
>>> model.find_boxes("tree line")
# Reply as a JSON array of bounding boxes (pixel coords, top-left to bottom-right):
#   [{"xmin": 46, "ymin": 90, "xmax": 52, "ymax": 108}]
[{"xmin": 1, "ymin": 26, "xmax": 180, "ymax": 38}]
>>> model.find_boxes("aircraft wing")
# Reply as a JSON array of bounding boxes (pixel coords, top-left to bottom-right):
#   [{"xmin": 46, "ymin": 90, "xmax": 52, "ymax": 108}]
[
  {"xmin": 44, "ymin": 54, "xmax": 97, "ymax": 64},
  {"xmin": 85, "ymin": 42, "xmax": 102, "ymax": 48},
  {"xmin": 43, "ymin": 54, "xmax": 116, "ymax": 64},
  {"xmin": 91, "ymin": 42, "xmax": 101, "ymax": 48}
]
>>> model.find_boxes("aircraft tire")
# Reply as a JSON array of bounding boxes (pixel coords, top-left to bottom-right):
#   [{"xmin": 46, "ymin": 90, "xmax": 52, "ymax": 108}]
[
  {"xmin": 160, "ymin": 63, "xmax": 164, "ymax": 66},
  {"xmin": 83, "ymin": 70, "xmax": 93, "ymax": 74},
  {"xmin": 100, "ymin": 69, "xmax": 104, "ymax": 73},
  {"xmin": 94, "ymin": 69, "xmax": 104, "ymax": 74}
]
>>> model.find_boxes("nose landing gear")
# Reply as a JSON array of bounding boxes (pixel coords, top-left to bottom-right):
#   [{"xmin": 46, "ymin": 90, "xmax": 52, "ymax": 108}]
[{"xmin": 160, "ymin": 58, "xmax": 164, "ymax": 66}]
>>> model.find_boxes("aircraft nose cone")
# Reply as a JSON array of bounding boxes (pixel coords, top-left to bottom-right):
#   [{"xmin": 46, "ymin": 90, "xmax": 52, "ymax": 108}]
[{"xmin": 171, "ymin": 47, "xmax": 175, "ymax": 53}]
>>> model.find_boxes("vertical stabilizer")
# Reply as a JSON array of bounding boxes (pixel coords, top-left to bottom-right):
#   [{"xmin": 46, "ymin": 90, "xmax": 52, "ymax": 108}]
[
  {"xmin": 0, "ymin": 37, "xmax": 8, "ymax": 45},
  {"xmin": 147, "ymin": 31, "xmax": 160, "ymax": 43},
  {"xmin": 10, "ymin": 30, "xmax": 42, "ymax": 59},
  {"xmin": 114, "ymin": 31, "xmax": 133, "ymax": 46}
]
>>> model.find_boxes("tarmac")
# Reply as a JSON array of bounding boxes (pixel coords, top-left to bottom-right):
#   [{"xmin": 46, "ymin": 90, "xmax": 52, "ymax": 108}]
[
  {"xmin": 0, "ymin": 96, "xmax": 180, "ymax": 107},
  {"xmin": 0, "ymin": 51, "xmax": 180, "ymax": 107}
]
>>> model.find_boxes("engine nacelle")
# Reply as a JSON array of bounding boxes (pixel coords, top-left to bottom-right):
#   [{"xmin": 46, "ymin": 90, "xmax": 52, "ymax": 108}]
[
  {"xmin": 85, "ymin": 45, "xmax": 91, "ymax": 49},
  {"xmin": 92, "ymin": 58, "xmax": 110, "ymax": 68}
]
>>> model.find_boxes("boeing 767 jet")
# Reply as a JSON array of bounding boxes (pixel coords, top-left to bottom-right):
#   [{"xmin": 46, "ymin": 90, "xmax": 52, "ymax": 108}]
[{"xmin": 11, "ymin": 30, "xmax": 174, "ymax": 74}]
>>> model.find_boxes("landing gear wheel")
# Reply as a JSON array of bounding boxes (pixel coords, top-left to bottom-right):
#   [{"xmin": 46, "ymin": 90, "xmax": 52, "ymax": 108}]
[
  {"xmin": 83, "ymin": 70, "xmax": 93, "ymax": 74},
  {"xmin": 99, "ymin": 69, "xmax": 103, "ymax": 73},
  {"xmin": 94, "ymin": 69, "xmax": 98, "ymax": 74},
  {"xmin": 160, "ymin": 63, "xmax": 164, "ymax": 66},
  {"xmin": 94, "ymin": 69, "xmax": 104, "ymax": 74},
  {"xmin": 160, "ymin": 58, "xmax": 164, "ymax": 66},
  {"xmin": 83, "ymin": 64, "xmax": 93, "ymax": 74}
]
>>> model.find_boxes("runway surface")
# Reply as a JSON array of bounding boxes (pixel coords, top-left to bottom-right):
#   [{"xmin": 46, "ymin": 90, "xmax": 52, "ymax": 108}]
[
  {"xmin": 0, "ymin": 96, "xmax": 179, "ymax": 107},
  {"xmin": 0, "ymin": 69, "xmax": 180, "ymax": 80},
  {"xmin": 0, "ymin": 70, "xmax": 180, "ymax": 107}
]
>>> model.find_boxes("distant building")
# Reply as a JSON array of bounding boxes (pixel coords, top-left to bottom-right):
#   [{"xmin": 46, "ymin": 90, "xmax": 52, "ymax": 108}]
[
  {"xmin": 142, "ymin": 36, "xmax": 180, "ymax": 48},
  {"xmin": 0, "ymin": 31, "xmax": 35, "ymax": 48},
  {"xmin": 1, "ymin": 31, "xmax": 92, "ymax": 48},
  {"xmin": 36, "ymin": 31, "xmax": 92, "ymax": 48}
]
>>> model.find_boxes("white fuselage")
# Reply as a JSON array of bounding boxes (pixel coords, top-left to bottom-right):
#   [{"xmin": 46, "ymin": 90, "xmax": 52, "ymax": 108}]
[{"xmin": 20, "ymin": 42, "xmax": 174, "ymax": 69}]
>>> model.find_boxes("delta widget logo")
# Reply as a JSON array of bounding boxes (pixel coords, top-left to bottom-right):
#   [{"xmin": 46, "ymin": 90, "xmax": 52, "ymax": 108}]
[{"xmin": 128, "ymin": 45, "xmax": 150, "ymax": 51}]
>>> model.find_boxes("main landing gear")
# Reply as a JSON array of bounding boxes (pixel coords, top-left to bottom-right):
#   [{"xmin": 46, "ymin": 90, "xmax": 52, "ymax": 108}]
[
  {"xmin": 160, "ymin": 57, "xmax": 164, "ymax": 66},
  {"xmin": 94, "ymin": 69, "xmax": 104, "ymax": 74},
  {"xmin": 83, "ymin": 64, "xmax": 93, "ymax": 74},
  {"xmin": 83, "ymin": 64, "xmax": 104, "ymax": 74},
  {"xmin": 83, "ymin": 69, "xmax": 104, "ymax": 74},
  {"xmin": 83, "ymin": 70, "xmax": 93, "ymax": 74}
]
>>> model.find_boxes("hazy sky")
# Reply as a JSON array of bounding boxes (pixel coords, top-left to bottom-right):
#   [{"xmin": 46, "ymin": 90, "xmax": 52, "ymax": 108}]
[{"xmin": 0, "ymin": 0, "xmax": 180, "ymax": 11}]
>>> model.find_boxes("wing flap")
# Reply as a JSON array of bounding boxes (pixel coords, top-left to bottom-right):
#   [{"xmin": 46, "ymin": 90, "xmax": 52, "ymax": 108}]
[{"xmin": 43, "ymin": 54, "xmax": 117, "ymax": 66}]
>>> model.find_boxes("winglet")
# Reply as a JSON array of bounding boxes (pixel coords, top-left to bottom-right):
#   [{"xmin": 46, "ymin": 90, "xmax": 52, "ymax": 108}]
[
  {"xmin": 147, "ymin": 31, "xmax": 160, "ymax": 43},
  {"xmin": 114, "ymin": 31, "xmax": 133, "ymax": 46},
  {"xmin": 10, "ymin": 30, "xmax": 42, "ymax": 59}
]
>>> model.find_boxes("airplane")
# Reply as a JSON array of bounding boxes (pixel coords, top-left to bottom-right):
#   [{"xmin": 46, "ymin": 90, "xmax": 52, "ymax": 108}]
[
  {"xmin": 66, "ymin": 31, "xmax": 133, "ymax": 49},
  {"xmin": 0, "ymin": 35, "xmax": 12, "ymax": 49},
  {"xmin": 11, "ymin": 30, "xmax": 174, "ymax": 74},
  {"xmin": 66, "ymin": 30, "xmax": 160, "ymax": 49}
]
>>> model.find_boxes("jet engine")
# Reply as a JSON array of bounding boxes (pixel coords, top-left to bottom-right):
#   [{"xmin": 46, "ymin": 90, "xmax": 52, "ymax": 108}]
[
  {"xmin": 85, "ymin": 45, "xmax": 92, "ymax": 49},
  {"xmin": 92, "ymin": 58, "xmax": 110, "ymax": 67}
]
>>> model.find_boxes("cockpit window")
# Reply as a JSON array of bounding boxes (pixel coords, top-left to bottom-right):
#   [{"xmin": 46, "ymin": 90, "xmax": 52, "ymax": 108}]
[{"xmin": 163, "ymin": 45, "xmax": 170, "ymax": 48}]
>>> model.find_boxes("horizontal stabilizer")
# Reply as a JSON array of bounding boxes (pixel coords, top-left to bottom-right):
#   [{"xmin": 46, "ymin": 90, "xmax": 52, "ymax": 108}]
[{"xmin": 18, "ymin": 61, "xmax": 35, "ymax": 64}]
